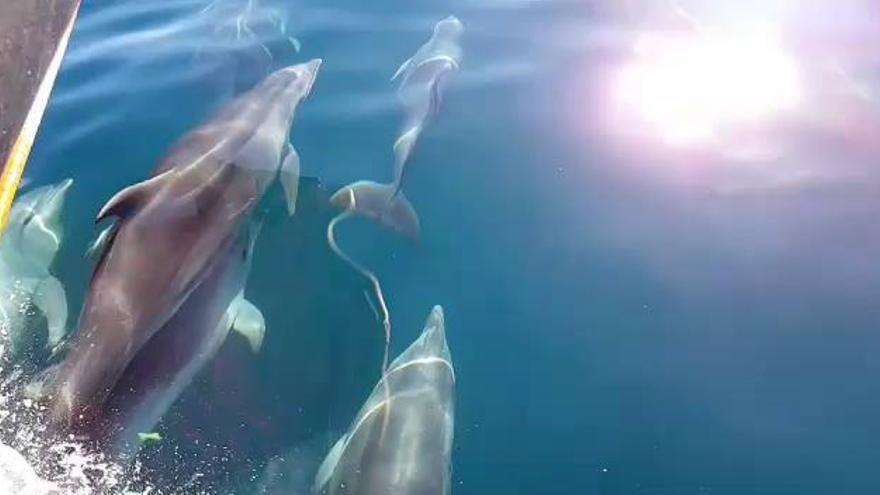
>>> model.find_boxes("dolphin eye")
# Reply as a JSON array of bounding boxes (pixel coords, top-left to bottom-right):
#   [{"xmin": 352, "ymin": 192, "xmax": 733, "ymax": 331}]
[{"xmin": 21, "ymin": 211, "xmax": 35, "ymax": 228}]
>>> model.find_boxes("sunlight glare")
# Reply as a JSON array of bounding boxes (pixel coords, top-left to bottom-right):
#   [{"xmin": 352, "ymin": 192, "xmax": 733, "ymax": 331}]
[{"xmin": 614, "ymin": 27, "xmax": 802, "ymax": 147}]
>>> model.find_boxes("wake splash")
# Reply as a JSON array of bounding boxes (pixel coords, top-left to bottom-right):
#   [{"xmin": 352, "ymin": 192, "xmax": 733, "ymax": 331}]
[
  {"xmin": 0, "ymin": 392, "xmax": 153, "ymax": 494},
  {"xmin": 0, "ymin": 443, "xmax": 56, "ymax": 494},
  {"xmin": 0, "ymin": 319, "xmax": 152, "ymax": 494}
]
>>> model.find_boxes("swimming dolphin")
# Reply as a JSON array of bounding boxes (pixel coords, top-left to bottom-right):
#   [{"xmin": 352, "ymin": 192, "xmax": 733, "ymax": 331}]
[
  {"xmin": 99, "ymin": 219, "xmax": 265, "ymax": 457},
  {"xmin": 0, "ymin": 179, "xmax": 72, "ymax": 367},
  {"xmin": 314, "ymin": 305, "xmax": 455, "ymax": 495},
  {"xmin": 46, "ymin": 59, "xmax": 321, "ymax": 428},
  {"xmin": 392, "ymin": 15, "xmax": 463, "ymax": 185},
  {"xmin": 331, "ymin": 16, "xmax": 462, "ymax": 242}
]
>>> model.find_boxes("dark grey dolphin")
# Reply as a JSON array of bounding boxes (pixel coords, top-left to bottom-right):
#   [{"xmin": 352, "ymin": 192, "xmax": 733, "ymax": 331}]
[
  {"xmin": 314, "ymin": 306, "xmax": 455, "ymax": 495},
  {"xmin": 99, "ymin": 219, "xmax": 263, "ymax": 458},
  {"xmin": 46, "ymin": 59, "xmax": 321, "ymax": 428}
]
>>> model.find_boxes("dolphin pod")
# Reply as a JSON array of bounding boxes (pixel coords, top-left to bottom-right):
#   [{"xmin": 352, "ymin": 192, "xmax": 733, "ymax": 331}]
[
  {"xmin": 0, "ymin": 14, "xmax": 466, "ymax": 492},
  {"xmin": 44, "ymin": 59, "xmax": 321, "ymax": 434},
  {"xmin": 314, "ymin": 305, "xmax": 455, "ymax": 495},
  {"xmin": 0, "ymin": 178, "xmax": 72, "ymax": 371}
]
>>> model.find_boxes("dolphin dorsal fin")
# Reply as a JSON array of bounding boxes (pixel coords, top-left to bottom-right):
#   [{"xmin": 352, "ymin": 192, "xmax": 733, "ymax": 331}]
[{"xmin": 96, "ymin": 170, "xmax": 173, "ymax": 223}]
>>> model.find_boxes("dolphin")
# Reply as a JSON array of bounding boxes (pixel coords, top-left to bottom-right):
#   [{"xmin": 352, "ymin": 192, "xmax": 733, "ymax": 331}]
[
  {"xmin": 46, "ymin": 59, "xmax": 321, "ymax": 428},
  {"xmin": 0, "ymin": 178, "xmax": 72, "ymax": 368},
  {"xmin": 99, "ymin": 219, "xmax": 265, "ymax": 457},
  {"xmin": 314, "ymin": 305, "xmax": 455, "ymax": 495},
  {"xmin": 392, "ymin": 15, "xmax": 463, "ymax": 185},
  {"xmin": 331, "ymin": 16, "xmax": 463, "ymax": 242}
]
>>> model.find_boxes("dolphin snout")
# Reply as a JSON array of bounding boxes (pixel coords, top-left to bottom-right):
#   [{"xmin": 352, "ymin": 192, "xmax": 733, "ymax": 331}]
[
  {"xmin": 45, "ymin": 178, "xmax": 73, "ymax": 215},
  {"xmin": 298, "ymin": 58, "xmax": 322, "ymax": 96},
  {"xmin": 302, "ymin": 58, "xmax": 322, "ymax": 74},
  {"xmin": 56, "ymin": 178, "xmax": 74, "ymax": 196},
  {"xmin": 277, "ymin": 58, "xmax": 322, "ymax": 96},
  {"xmin": 283, "ymin": 58, "xmax": 321, "ymax": 76}
]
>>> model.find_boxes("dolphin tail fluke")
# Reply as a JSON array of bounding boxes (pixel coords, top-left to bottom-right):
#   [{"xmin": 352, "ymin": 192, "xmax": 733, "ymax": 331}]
[
  {"xmin": 280, "ymin": 143, "xmax": 301, "ymax": 216},
  {"xmin": 229, "ymin": 297, "xmax": 266, "ymax": 353},
  {"xmin": 33, "ymin": 276, "xmax": 68, "ymax": 350},
  {"xmin": 338, "ymin": 181, "xmax": 421, "ymax": 242}
]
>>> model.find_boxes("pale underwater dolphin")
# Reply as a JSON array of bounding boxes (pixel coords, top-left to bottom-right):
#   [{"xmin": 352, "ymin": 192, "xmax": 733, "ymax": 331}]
[
  {"xmin": 99, "ymin": 220, "xmax": 265, "ymax": 458},
  {"xmin": 314, "ymin": 305, "xmax": 455, "ymax": 495},
  {"xmin": 46, "ymin": 59, "xmax": 321, "ymax": 428},
  {"xmin": 0, "ymin": 179, "xmax": 72, "ymax": 364},
  {"xmin": 392, "ymin": 15, "xmax": 463, "ymax": 186},
  {"xmin": 330, "ymin": 16, "xmax": 463, "ymax": 242}
]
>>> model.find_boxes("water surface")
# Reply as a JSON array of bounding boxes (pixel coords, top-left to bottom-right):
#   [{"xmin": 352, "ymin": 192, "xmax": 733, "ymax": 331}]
[{"xmin": 6, "ymin": 0, "xmax": 880, "ymax": 493}]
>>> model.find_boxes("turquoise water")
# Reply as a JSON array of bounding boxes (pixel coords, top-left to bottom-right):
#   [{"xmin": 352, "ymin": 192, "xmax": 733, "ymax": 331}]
[{"xmin": 8, "ymin": 0, "xmax": 880, "ymax": 493}]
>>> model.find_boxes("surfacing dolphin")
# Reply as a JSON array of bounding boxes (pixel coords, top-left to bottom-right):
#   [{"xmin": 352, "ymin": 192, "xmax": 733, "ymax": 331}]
[
  {"xmin": 0, "ymin": 179, "xmax": 72, "ymax": 369},
  {"xmin": 314, "ymin": 305, "xmax": 455, "ymax": 495},
  {"xmin": 46, "ymin": 59, "xmax": 320, "ymax": 429}
]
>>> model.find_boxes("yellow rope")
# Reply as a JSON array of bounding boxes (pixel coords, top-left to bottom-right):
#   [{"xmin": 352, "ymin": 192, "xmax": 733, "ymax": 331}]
[{"xmin": 0, "ymin": 1, "xmax": 81, "ymax": 238}]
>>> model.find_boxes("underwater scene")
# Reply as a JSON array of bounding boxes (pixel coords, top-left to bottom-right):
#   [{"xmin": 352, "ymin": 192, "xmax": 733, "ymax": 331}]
[{"xmin": 1, "ymin": 0, "xmax": 880, "ymax": 493}]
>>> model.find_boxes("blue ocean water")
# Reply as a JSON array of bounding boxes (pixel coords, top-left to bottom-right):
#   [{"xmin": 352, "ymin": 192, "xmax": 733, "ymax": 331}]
[{"xmin": 11, "ymin": 0, "xmax": 880, "ymax": 493}]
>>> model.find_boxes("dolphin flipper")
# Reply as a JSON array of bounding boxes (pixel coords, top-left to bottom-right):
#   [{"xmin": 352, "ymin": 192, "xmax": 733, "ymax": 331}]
[
  {"xmin": 413, "ymin": 54, "xmax": 460, "ymax": 76},
  {"xmin": 288, "ymin": 36, "xmax": 302, "ymax": 52},
  {"xmin": 314, "ymin": 435, "xmax": 347, "ymax": 493},
  {"xmin": 32, "ymin": 276, "xmax": 68, "ymax": 350},
  {"xmin": 229, "ymin": 296, "xmax": 265, "ymax": 353},
  {"xmin": 280, "ymin": 143, "xmax": 301, "ymax": 216},
  {"xmin": 86, "ymin": 223, "xmax": 117, "ymax": 259}
]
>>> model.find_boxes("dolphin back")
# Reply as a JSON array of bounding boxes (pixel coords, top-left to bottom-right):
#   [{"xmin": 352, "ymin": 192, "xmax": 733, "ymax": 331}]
[{"xmin": 315, "ymin": 306, "xmax": 454, "ymax": 495}]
